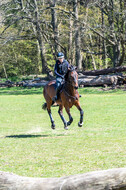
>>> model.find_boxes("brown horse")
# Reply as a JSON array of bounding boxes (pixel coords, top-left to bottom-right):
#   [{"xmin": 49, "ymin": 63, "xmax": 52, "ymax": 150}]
[{"xmin": 42, "ymin": 66, "xmax": 84, "ymax": 130}]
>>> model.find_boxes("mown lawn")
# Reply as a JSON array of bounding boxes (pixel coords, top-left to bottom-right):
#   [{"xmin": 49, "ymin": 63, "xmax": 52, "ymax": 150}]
[{"xmin": 0, "ymin": 87, "xmax": 126, "ymax": 178}]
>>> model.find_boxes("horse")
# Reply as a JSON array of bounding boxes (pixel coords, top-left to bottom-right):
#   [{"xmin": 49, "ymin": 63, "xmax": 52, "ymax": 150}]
[{"xmin": 42, "ymin": 66, "xmax": 84, "ymax": 130}]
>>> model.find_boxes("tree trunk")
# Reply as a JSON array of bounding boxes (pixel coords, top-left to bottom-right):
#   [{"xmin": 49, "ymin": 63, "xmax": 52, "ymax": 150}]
[
  {"xmin": 102, "ymin": 38, "xmax": 107, "ymax": 68},
  {"xmin": 33, "ymin": 0, "xmax": 50, "ymax": 74},
  {"xmin": 108, "ymin": 0, "xmax": 117, "ymax": 68},
  {"xmin": 2, "ymin": 62, "xmax": 8, "ymax": 79},
  {"xmin": 88, "ymin": 34, "xmax": 96, "ymax": 70},
  {"xmin": 51, "ymin": 0, "xmax": 59, "ymax": 55},
  {"xmin": 73, "ymin": 0, "xmax": 82, "ymax": 70},
  {"xmin": 113, "ymin": 42, "xmax": 121, "ymax": 68},
  {"xmin": 101, "ymin": 4, "xmax": 107, "ymax": 68},
  {"xmin": 107, "ymin": 0, "xmax": 124, "ymax": 68},
  {"xmin": 38, "ymin": 36, "xmax": 47, "ymax": 74},
  {"xmin": 68, "ymin": 15, "xmax": 73, "ymax": 64},
  {"xmin": 0, "ymin": 168, "xmax": 126, "ymax": 190},
  {"xmin": 118, "ymin": 39, "xmax": 125, "ymax": 66},
  {"xmin": 117, "ymin": 0, "xmax": 126, "ymax": 66}
]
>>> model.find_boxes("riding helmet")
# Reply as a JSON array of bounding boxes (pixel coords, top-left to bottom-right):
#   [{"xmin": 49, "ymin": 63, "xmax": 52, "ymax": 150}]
[{"xmin": 57, "ymin": 52, "xmax": 64, "ymax": 59}]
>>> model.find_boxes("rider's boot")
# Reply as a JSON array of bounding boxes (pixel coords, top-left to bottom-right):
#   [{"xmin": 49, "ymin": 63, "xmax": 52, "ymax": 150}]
[
  {"xmin": 52, "ymin": 95, "xmax": 58, "ymax": 102},
  {"xmin": 52, "ymin": 87, "xmax": 58, "ymax": 102}
]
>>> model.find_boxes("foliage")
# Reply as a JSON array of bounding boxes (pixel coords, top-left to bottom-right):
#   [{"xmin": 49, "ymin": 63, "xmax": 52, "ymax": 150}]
[
  {"xmin": 0, "ymin": 40, "xmax": 39, "ymax": 77},
  {"xmin": 0, "ymin": 0, "xmax": 125, "ymax": 77}
]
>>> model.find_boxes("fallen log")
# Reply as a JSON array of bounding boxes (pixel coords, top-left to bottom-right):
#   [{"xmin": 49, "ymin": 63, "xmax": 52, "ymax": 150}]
[
  {"xmin": 78, "ymin": 75, "xmax": 119, "ymax": 87},
  {"xmin": 0, "ymin": 168, "xmax": 126, "ymax": 190},
  {"xmin": 0, "ymin": 72, "xmax": 125, "ymax": 88},
  {"xmin": 80, "ymin": 66, "xmax": 126, "ymax": 76},
  {"xmin": 16, "ymin": 79, "xmax": 49, "ymax": 87},
  {"xmin": 0, "ymin": 80, "xmax": 14, "ymax": 87},
  {"xmin": 13, "ymin": 74, "xmax": 126, "ymax": 88},
  {"xmin": 23, "ymin": 81, "xmax": 48, "ymax": 88}
]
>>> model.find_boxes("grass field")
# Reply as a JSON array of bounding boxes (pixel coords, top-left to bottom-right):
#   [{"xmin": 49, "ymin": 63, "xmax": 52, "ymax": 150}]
[{"xmin": 0, "ymin": 87, "xmax": 126, "ymax": 178}]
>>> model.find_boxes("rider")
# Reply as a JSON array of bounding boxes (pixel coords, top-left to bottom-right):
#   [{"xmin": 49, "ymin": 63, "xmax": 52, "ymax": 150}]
[{"xmin": 53, "ymin": 52, "xmax": 70, "ymax": 102}]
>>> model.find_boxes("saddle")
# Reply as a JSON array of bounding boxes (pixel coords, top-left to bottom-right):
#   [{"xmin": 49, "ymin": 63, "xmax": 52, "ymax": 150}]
[{"xmin": 53, "ymin": 80, "xmax": 65, "ymax": 100}]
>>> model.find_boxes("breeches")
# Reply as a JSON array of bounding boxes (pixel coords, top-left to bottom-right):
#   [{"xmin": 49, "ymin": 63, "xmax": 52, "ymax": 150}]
[{"xmin": 56, "ymin": 77, "xmax": 63, "ymax": 91}]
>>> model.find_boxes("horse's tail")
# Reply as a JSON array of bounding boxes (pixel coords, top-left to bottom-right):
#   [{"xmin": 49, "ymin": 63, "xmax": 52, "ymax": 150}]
[
  {"xmin": 42, "ymin": 100, "xmax": 57, "ymax": 110},
  {"xmin": 42, "ymin": 86, "xmax": 47, "ymax": 110},
  {"xmin": 42, "ymin": 102, "xmax": 47, "ymax": 110}
]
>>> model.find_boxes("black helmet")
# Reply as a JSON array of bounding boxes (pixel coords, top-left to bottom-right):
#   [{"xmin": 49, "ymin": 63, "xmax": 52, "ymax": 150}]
[{"xmin": 57, "ymin": 52, "xmax": 64, "ymax": 59}]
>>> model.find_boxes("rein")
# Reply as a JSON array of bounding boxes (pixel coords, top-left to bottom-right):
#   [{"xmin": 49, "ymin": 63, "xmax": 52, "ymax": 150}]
[
  {"xmin": 63, "ymin": 88, "xmax": 78, "ymax": 100},
  {"xmin": 63, "ymin": 81, "xmax": 78, "ymax": 100}
]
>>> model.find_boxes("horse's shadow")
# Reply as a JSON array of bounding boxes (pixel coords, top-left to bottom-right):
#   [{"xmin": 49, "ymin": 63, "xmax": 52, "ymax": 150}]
[{"xmin": 5, "ymin": 134, "xmax": 67, "ymax": 139}]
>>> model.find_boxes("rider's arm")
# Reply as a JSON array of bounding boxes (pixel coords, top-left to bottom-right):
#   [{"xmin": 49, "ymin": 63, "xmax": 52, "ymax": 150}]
[
  {"xmin": 54, "ymin": 62, "xmax": 64, "ymax": 78},
  {"xmin": 67, "ymin": 60, "xmax": 70, "ymax": 69},
  {"xmin": 63, "ymin": 60, "xmax": 71, "ymax": 73}
]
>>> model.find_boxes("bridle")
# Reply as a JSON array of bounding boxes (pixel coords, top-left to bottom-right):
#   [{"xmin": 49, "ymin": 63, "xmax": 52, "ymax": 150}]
[
  {"xmin": 63, "ymin": 88, "xmax": 78, "ymax": 100},
  {"xmin": 65, "ymin": 69, "xmax": 78, "ymax": 87},
  {"xmin": 62, "ymin": 70, "xmax": 78, "ymax": 100}
]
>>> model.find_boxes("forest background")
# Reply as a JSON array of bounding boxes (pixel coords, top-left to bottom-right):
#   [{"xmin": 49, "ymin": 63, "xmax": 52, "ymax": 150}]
[{"xmin": 0, "ymin": 0, "xmax": 126, "ymax": 78}]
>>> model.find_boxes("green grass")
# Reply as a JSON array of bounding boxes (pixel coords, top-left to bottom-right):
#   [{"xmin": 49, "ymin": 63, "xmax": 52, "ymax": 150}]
[{"xmin": 0, "ymin": 87, "xmax": 126, "ymax": 178}]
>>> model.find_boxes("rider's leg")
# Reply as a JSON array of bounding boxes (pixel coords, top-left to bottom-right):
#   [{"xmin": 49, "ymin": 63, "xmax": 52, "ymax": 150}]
[{"xmin": 53, "ymin": 77, "xmax": 62, "ymax": 101}]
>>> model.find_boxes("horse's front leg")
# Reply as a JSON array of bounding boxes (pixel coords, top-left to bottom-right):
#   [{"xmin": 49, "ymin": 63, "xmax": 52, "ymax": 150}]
[
  {"xmin": 65, "ymin": 107, "xmax": 73, "ymax": 126},
  {"xmin": 75, "ymin": 101, "xmax": 84, "ymax": 127},
  {"xmin": 58, "ymin": 105, "xmax": 68, "ymax": 130},
  {"xmin": 47, "ymin": 108, "xmax": 55, "ymax": 130}
]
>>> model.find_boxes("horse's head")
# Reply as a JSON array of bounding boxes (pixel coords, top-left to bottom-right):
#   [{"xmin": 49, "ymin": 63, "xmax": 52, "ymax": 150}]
[{"xmin": 65, "ymin": 66, "xmax": 78, "ymax": 89}]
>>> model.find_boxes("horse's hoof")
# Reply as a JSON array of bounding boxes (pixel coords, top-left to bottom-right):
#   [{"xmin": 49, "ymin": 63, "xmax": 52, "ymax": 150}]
[
  {"xmin": 78, "ymin": 122, "xmax": 83, "ymax": 127},
  {"xmin": 67, "ymin": 118, "xmax": 73, "ymax": 126},
  {"xmin": 64, "ymin": 126, "xmax": 68, "ymax": 130},
  {"xmin": 67, "ymin": 121, "xmax": 71, "ymax": 126},
  {"xmin": 51, "ymin": 126, "xmax": 55, "ymax": 130},
  {"xmin": 51, "ymin": 124, "xmax": 55, "ymax": 130}
]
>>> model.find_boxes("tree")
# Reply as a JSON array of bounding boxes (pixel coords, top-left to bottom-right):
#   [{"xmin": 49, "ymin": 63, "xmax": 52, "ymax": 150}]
[
  {"xmin": 0, "ymin": 0, "xmax": 51, "ymax": 75},
  {"xmin": 95, "ymin": 0, "xmax": 125, "ymax": 67},
  {"xmin": 50, "ymin": 0, "xmax": 59, "ymax": 55},
  {"xmin": 73, "ymin": 0, "xmax": 82, "ymax": 69},
  {"xmin": 0, "ymin": 0, "xmax": 125, "ymax": 77}
]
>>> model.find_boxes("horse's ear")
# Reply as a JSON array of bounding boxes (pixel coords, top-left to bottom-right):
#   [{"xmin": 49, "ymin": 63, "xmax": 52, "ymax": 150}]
[
  {"xmin": 68, "ymin": 65, "xmax": 77, "ymax": 71},
  {"xmin": 68, "ymin": 65, "xmax": 73, "ymax": 71},
  {"xmin": 69, "ymin": 65, "xmax": 73, "ymax": 70},
  {"xmin": 73, "ymin": 66, "xmax": 77, "ymax": 70}
]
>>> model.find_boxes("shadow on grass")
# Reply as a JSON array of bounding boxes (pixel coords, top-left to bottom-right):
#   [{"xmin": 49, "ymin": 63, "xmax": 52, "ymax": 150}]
[{"xmin": 5, "ymin": 134, "xmax": 67, "ymax": 139}]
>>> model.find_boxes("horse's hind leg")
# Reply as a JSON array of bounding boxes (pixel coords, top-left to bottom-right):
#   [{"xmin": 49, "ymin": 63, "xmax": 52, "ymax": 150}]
[
  {"xmin": 46, "ymin": 98, "xmax": 55, "ymax": 129},
  {"xmin": 65, "ymin": 107, "xmax": 73, "ymax": 126},
  {"xmin": 47, "ymin": 108, "xmax": 55, "ymax": 130},
  {"xmin": 58, "ymin": 105, "xmax": 68, "ymax": 130}
]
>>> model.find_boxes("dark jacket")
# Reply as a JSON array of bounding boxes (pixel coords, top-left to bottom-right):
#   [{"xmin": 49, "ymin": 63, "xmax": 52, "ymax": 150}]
[{"xmin": 54, "ymin": 59, "xmax": 70, "ymax": 78}]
